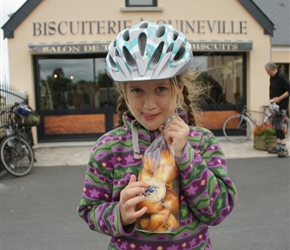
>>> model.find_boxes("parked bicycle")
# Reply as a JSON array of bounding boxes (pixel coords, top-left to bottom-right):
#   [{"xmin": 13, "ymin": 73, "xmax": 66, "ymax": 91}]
[
  {"xmin": 223, "ymin": 104, "xmax": 289, "ymax": 143},
  {"xmin": 0, "ymin": 102, "xmax": 40, "ymax": 177}
]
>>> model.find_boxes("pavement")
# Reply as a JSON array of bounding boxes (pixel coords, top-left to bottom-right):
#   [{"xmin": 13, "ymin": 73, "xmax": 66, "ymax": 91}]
[
  {"xmin": 1, "ymin": 156, "xmax": 289, "ymax": 250},
  {"xmin": 32, "ymin": 136, "xmax": 290, "ymax": 167}
]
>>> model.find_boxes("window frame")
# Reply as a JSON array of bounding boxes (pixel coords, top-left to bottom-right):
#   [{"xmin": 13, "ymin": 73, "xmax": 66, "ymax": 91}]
[{"xmin": 125, "ymin": 0, "xmax": 157, "ymax": 7}]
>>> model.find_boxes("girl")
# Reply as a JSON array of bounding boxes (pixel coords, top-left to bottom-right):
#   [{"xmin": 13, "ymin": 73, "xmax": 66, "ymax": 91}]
[{"xmin": 77, "ymin": 21, "xmax": 237, "ymax": 250}]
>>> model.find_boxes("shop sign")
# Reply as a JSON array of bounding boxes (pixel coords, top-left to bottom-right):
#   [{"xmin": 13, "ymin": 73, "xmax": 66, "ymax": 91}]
[
  {"xmin": 32, "ymin": 19, "xmax": 247, "ymax": 36},
  {"xmin": 28, "ymin": 41, "xmax": 252, "ymax": 54},
  {"xmin": 190, "ymin": 41, "xmax": 252, "ymax": 51},
  {"xmin": 29, "ymin": 43, "xmax": 110, "ymax": 53}
]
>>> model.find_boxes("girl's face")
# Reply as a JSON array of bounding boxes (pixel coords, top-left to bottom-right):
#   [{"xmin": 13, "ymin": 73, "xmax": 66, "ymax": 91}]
[{"xmin": 126, "ymin": 79, "xmax": 180, "ymax": 131}]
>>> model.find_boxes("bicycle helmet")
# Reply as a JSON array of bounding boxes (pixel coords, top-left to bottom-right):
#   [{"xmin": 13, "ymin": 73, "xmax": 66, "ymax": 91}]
[
  {"xmin": 17, "ymin": 104, "xmax": 32, "ymax": 117},
  {"xmin": 106, "ymin": 21, "xmax": 193, "ymax": 82}
]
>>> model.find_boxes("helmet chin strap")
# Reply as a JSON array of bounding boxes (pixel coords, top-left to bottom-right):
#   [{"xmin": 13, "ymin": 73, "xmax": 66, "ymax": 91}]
[{"xmin": 131, "ymin": 120, "xmax": 140, "ymax": 159}]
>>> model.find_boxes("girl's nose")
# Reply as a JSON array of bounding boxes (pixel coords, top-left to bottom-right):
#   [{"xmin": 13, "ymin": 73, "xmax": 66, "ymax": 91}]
[{"xmin": 143, "ymin": 94, "xmax": 157, "ymax": 110}]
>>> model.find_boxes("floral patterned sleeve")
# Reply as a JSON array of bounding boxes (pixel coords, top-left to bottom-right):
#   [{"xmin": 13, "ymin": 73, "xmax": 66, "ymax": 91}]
[
  {"xmin": 175, "ymin": 128, "xmax": 237, "ymax": 226},
  {"xmin": 76, "ymin": 143, "xmax": 134, "ymax": 237}
]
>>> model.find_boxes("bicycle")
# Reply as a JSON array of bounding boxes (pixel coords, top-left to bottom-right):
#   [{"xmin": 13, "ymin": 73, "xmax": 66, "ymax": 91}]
[
  {"xmin": 0, "ymin": 103, "xmax": 35, "ymax": 177},
  {"xmin": 222, "ymin": 104, "xmax": 289, "ymax": 143}
]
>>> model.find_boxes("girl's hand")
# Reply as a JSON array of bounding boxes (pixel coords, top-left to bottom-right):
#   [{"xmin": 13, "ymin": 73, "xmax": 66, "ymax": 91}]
[
  {"xmin": 161, "ymin": 115, "xmax": 189, "ymax": 157},
  {"xmin": 119, "ymin": 175, "xmax": 148, "ymax": 226}
]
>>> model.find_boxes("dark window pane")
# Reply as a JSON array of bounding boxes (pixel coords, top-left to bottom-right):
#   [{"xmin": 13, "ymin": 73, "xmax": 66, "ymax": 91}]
[
  {"xmin": 38, "ymin": 58, "xmax": 112, "ymax": 110},
  {"xmin": 126, "ymin": 0, "xmax": 156, "ymax": 6},
  {"xmin": 192, "ymin": 54, "xmax": 244, "ymax": 109}
]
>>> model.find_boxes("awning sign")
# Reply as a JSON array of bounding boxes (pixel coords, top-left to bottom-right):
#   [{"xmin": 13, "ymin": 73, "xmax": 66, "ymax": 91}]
[{"xmin": 29, "ymin": 41, "xmax": 252, "ymax": 54}]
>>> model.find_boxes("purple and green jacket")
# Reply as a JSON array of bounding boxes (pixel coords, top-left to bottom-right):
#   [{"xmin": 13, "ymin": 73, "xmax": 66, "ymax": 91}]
[{"xmin": 77, "ymin": 111, "xmax": 237, "ymax": 250}]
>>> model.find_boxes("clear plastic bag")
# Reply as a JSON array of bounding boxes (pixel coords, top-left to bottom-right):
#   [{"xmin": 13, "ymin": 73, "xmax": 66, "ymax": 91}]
[{"xmin": 135, "ymin": 133, "xmax": 179, "ymax": 234}]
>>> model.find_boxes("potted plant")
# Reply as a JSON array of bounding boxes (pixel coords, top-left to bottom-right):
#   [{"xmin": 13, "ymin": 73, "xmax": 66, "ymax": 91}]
[{"xmin": 253, "ymin": 124, "xmax": 276, "ymax": 151}]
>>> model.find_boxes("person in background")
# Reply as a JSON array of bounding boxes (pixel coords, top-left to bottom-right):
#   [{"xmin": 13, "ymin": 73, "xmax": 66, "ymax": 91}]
[
  {"xmin": 77, "ymin": 21, "xmax": 237, "ymax": 250},
  {"xmin": 265, "ymin": 62, "xmax": 290, "ymax": 157}
]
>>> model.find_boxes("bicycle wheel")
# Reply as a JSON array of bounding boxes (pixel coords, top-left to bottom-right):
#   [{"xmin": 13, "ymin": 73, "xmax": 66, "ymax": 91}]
[
  {"xmin": 264, "ymin": 114, "xmax": 290, "ymax": 139},
  {"xmin": 223, "ymin": 114, "xmax": 253, "ymax": 142},
  {"xmin": 0, "ymin": 135, "xmax": 34, "ymax": 177}
]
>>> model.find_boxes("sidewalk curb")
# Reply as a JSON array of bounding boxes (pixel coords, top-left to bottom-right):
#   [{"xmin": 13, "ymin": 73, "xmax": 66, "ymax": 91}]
[{"xmin": 31, "ymin": 137, "xmax": 287, "ymax": 167}]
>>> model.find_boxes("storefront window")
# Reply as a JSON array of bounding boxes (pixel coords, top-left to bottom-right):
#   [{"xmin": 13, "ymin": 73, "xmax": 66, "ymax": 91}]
[
  {"xmin": 37, "ymin": 57, "xmax": 116, "ymax": 111},
  {"xmin": 35, "ymin": 53, "xmax": 245, "ymax": 140},
  {"xmin": 192, "ymin": 54, "xmax": 245, "ymax": 110}
]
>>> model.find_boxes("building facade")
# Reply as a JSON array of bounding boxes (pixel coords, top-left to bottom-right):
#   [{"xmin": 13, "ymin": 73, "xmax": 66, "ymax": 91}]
[
  {"xmin": 3, "ymin": 0, "xmax": 285, "ymax": 144},
  {"xmin": 254, "ymin": 0, "xmax": 290, "ymax": 75}
]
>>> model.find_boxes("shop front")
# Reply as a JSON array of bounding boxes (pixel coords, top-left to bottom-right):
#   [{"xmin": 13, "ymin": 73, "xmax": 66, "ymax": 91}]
[{"xmin": 2, "ymin": 0, "xmax": 274, "ymax": 143}]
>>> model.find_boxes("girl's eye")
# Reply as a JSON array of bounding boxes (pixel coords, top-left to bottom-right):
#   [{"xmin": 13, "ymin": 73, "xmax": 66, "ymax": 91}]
[
  {"xmin": 156, "ymin": 86, "xmax": 166, "ymax": 93},
  {"xmin": 131, "ymin": 88, "xmax": 143, "ymax": 94}
]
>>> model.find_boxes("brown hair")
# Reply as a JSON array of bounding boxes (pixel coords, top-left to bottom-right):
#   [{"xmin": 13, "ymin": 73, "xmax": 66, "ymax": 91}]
[{"xmin": 114, "ymin": 70, "xmax": 204, "ymax": 127}]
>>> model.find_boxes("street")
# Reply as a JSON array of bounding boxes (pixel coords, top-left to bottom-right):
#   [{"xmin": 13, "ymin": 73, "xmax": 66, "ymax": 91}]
[{"xmin": 0, "ymin": 157, "xmax": 289, "ymax": 250}]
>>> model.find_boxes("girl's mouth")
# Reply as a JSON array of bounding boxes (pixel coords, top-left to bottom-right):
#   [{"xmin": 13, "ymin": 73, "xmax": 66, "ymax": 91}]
[{"xmin": 142, "ymin": 113, "xmax": 159, "ymax": 120}]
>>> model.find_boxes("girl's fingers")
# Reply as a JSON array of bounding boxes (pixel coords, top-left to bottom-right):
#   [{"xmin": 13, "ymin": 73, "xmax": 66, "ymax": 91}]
[
  {"xmin": 129, "ymin": 174, "xmax": 137, "ymax": 183},
  {"xmin": 125, "ymin": 181, "xmax": 149, "ymax": 191},
  {"xmin": 162, "ymin": 117, "xmax": 189, "ymax": 157},
  {"xmin": 125, "ymin": 176, "xmax": 149, "ymax": 191},
  {"xmin": 120, "ymin": 176, "xmax": 149, "ymax": 203},
  {"xmin": 123, "ymin": 195, "xmax": 146, "ymax": 209},
  {"xmin": 122, "ymin": 186, "xmax": 146, "ymax": 199},
  {"xmin": 164, "ymin": 119, "xmax": 186, "ymax": 132},
  {"xmin": 133, "ymin": 206, "xmax": 148, "ymax": 218},
  {"xmin": 121, "ymin": 206, "xmax": 148, "ymax": 226}
]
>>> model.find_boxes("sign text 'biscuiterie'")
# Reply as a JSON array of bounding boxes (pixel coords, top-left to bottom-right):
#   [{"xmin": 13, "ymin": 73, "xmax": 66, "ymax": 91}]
[{"xmin": 32, "ymin": 19, "xmax": 248, "ymax": 36}]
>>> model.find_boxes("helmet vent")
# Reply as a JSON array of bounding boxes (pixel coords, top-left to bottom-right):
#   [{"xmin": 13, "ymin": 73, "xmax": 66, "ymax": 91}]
[
  {"xmin": 139, "ymin": 22, "xmax": 148, "ymax": 29},
  {"xmin": 151, "ymin": 42, "xmax": 164, "ymax": 65},
  {"xmin": 113, "ymin": 39, "xmax": 117, "ymax": 47},
  {"xmin": 123, "ymin": 46, "xmax": 136, "ymax": 67},
  {"xmin": 166, "ymin": 43, "xmax": 174, "ymax": 53},
  {"xmin": 115, "ymin": 49, "xmax": 120, "ymax": 57},
  {"xmin": 109, "ymin": 55, "xmax": 117, "ymax": 69},
  {"xmin": 138, "ymin": 33, "xmax": 147, "ymax": 56},
  {"xmin": 123, "ymin": 30, "xmax": 130, "ymax": 41},
  {"xmin": 156, "ymin": 26, "xmax": 166, "ymax": 38},
  {"xmin": 173, "ymin": 46, "xmax": 185, "ymax": 61},
  {"xmin": 173, "ymin": 31, "xmax": 179, "ymax": 41}
]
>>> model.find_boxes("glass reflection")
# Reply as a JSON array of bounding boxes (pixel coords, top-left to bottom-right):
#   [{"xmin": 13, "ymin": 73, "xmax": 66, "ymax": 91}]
[
  {"xmin": 192, "ymin": 54, "xmax": 244, "ymax": 110},
  {"xmin": 37, "ymin": 54, "xmax": 244, "ymax": 112},
  {"xmin": 38, "ymin": 57, "xmax": 117, "ymax": 110}
]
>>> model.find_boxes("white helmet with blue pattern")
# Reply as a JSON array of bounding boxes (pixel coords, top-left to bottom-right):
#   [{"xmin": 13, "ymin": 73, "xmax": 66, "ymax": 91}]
[{"xmin": 106, "ymin": 21, "xmax": 193, "ymax": 82}]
